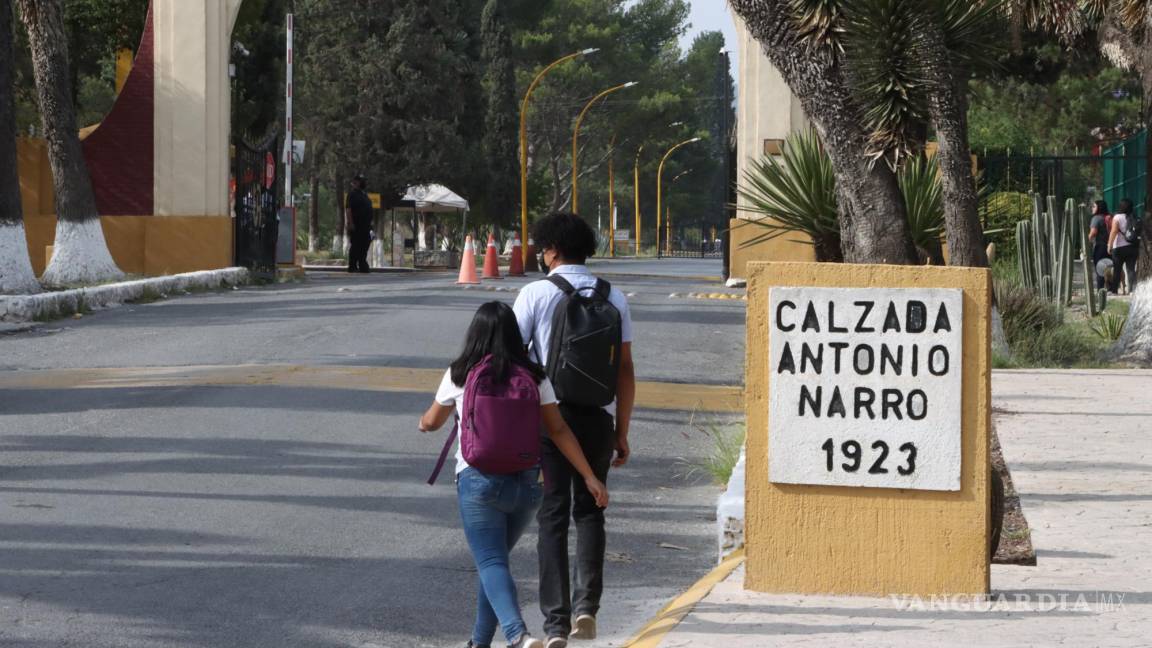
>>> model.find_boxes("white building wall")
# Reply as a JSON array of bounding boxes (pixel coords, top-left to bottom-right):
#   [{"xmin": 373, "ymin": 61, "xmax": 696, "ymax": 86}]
[
  {"xmin": 153, "ymin": 0, "xmax": 244, "ymax": 217},
  {"xmin": 732, "ymin": 12, "xmax": 809, "ymax": 219}
]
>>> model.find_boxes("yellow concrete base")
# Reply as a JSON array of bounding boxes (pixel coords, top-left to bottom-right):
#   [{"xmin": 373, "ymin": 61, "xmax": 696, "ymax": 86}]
[
  {"xmin": 729, "ymin": 218, "xmax": 814, "ymax": 281},
  {"xmin": 744, "ymin": 262, "xmax": 991, "ymax": 597},
  {"xmin": 28, "ymin": 215, "xmax": 232, "ymax": 276}
]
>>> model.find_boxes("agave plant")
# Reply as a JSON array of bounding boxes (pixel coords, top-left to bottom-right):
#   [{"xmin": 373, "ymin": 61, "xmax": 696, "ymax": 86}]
[
  {"xmin": 737, "ymin": 128, "xmax": 1005, "ymax": 265},
  {"xmin": 1089, "ymin": 310, "xmax": 1127, "ymax": 341},
  {"xmin": 734, "ymin": 128, "xmax": 842, "ymax": 262},
  {"xmin": 899, "ymin": 153, "xmax": 946, "ymax": 264}
]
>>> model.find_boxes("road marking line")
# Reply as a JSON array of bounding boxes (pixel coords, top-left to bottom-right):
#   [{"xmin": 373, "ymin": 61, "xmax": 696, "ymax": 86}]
[
  {"xmin": 623, "ymin": 549, "xmax": 745, "ymax": 648},
  {"xmin": 0, "ymin": 365, "xmax": 743, "ymax": 413}
]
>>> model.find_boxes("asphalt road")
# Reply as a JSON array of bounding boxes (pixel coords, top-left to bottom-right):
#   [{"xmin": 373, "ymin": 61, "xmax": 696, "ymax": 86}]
[{"xmin": 0, "ymin": 259, "xmax": 746, "ymax": 648}]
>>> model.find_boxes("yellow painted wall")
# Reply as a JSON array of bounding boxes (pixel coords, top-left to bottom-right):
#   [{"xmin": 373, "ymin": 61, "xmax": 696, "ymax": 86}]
[
  {"xmin": 18, "ymin": 139, "xmax": 233, "ymax": 277},
  {"xmin": 729, "ymin": 218, "xmax": 815, "ymax": 279},
  {"xmin": 32, "ymin": 216, "xmax": 232, "ymax": 277},
  {"xmin": 744, "ymin": 262, "xmax": 991, "ymax": 596}
]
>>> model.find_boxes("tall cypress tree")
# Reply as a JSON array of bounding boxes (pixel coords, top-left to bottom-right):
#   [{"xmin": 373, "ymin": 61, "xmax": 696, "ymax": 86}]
[{"xmin": 480, "ymin": 0, "xmax": 518, "ymax": 229}]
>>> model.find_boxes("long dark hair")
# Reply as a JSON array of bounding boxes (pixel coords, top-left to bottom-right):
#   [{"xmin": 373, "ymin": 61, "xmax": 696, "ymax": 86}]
[
  {"xmin": 1094, "ymin": 200, "xmax": 1110, "ymax": 216},
  {"xmin": 1118, "ymin": 198, "xmax": 1134, "ymax": 215},
  {"xmin": 450, "ymin": 301, "xmax": 545, "ymax": 387}
]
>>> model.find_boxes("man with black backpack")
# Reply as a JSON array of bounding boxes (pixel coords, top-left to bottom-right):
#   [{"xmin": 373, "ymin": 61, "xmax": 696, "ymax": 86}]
[{"xmin": 512, "ymin": 213, "xmax": 636, "ymax": 648}]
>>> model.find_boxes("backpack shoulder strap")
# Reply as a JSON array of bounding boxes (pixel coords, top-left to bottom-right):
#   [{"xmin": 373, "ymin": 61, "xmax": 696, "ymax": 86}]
[
  {"xmin": 426, "ymin": 415, "xmax": 459, "ymax": 486},
  {"xmin": 546, "ymin": 274, "xmax": 576, "ymax": 295},
  {"xmin": 592, "ymin": 278, "xmax": 612, "ymax": 300}
]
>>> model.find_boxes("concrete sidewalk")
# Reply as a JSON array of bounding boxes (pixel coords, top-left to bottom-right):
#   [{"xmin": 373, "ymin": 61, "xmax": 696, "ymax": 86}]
[{"xmin": 648, "ymin": 369, "xmax": 1152, "ymax": 648}]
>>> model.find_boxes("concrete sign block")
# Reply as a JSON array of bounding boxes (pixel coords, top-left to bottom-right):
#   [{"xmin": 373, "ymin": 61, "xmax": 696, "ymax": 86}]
[{"xmin": 745, "ymin": 262, "xmax": 991, "ymax": 597}]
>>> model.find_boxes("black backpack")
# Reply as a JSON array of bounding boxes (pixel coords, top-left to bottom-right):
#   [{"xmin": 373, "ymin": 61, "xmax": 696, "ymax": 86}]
[
  {"xmin": 544, "ymin": 275, "xmax": 623, "ymax": 408},
  {"xmin": 1123, "ymin": 213, "xmax": 1144, "ymax": 244}
]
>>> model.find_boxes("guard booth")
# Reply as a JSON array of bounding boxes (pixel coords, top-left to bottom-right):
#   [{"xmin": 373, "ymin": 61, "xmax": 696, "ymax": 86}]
[{"xmin": 391, "ymin": 184, "xmax": 470, "ymax": 269}]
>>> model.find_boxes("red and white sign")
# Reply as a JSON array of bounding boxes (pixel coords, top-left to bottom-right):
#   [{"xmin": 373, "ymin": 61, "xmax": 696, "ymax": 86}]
[{"xmin": 264, "ymin": 152, "xmax": 275, "ymax": 189}]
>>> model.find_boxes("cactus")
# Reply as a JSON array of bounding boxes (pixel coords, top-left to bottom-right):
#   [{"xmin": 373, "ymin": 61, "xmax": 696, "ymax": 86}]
[
  {"xmin": 1015, "ymin": 194, "xmax": 1076, "ymax": 310},
  {"xmin": 1098, "ymin": 288, "xmax": 1107, "ymax": 312},
  {"xmin": 1016, "ymin": 221, "xmax": 1037, "ymax": 290},
  {"xmin": 1078, "ymin": 203, "xmax": 1102, "ymax": 316}
]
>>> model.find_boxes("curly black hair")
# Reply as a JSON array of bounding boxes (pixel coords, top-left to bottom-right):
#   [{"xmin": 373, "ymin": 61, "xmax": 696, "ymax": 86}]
[{"xmin": 531, "ymin": 212, "xmax": 598, "ymax": 264}]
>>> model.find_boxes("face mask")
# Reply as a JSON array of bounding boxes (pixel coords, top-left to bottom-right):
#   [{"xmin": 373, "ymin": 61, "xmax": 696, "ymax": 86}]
[{"xmin": 538, "ymin": 251, "xmax": 548, "ymax": 272}]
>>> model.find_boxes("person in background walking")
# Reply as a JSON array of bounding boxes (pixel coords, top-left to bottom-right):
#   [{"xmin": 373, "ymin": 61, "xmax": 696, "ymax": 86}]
[
  {"xmin": 419, "ymin": 302, "xmax": 609, "ymax": 648},
  {"xmin": 346, "ymin": 175, "xmax": 373, "ymax": 273},
  {"xmin": 512, "ymin": 213, "xmax": 636, "ymax": 648},
  {"xmin": 1108, "ymin": 198, "xmax": 1140, "ymax": 294},
  {"xmin": 1088, "ymin": 200, "xmax": 1112, "ymax": 290}
]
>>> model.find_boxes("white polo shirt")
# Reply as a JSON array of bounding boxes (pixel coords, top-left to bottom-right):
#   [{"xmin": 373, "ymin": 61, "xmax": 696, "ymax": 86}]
[{"xmin": 512, "ymin": 264, "xmax": 633, "ymax": 415}]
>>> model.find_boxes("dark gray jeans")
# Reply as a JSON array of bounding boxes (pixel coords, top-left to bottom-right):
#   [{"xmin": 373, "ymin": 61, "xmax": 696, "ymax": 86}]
[{"xmin": 537, "ymin": 404, "xmax": 615, "ymax": 638}]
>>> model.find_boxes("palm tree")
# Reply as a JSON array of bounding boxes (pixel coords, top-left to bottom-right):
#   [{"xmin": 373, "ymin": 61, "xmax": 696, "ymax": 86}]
[
  {"xmin": 0, "ymin": 0, "xmax": 40, "ymax": 294},
  {"xmin": 820, "ymin": 0, "xmax": 1001, "ymax": 266},
  {"xmin": 17, "ymin": 0, "xmax": 122, "ymax": 286},
  {"xmin": 730, "ymin": 1, "xmax": 1002, "ymax": 269},
  {"xmin": 727, "ymin": 0, "xmax": 920, "ymax": 265}
]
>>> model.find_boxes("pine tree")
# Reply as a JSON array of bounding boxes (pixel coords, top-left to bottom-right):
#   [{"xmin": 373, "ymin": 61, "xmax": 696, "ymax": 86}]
[{"xmin": 480, "ymin": 0, "xmax": 518, "ymax": 229}]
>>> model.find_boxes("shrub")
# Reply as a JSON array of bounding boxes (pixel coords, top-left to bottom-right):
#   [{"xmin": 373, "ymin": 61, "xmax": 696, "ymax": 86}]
[
  {"xmin": 982, "ymin": 191, "xmax": 1032, "ymax": 261},
  {"xmin": 995, "ymin": 279, "xmax": 1062, "ymax": 341},
  {"xmin": 1011, "ymin": 325, "xmax": 1100, "ymax": 367}
]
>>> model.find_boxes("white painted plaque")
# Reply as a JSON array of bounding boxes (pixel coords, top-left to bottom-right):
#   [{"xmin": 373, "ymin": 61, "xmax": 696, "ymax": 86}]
[{"xmin": 768, "ymin": 287, "xmax": 963, "ymax": 491}]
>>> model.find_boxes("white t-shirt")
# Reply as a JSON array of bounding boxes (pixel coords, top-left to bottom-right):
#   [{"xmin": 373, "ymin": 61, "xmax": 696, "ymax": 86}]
[
  {"xmin": 435, "ymin": 368, "xmax": 558, "ymax": 474},
  {"xmin": 512, "ymin": 264, "xmax": 633, "ymax": 415},
  {"xmin": 1114, "ymin": 213, "xmax": 1134, "ymax": 249}
]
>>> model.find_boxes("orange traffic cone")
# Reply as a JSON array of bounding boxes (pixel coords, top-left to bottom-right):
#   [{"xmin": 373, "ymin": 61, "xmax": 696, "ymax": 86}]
[
  {"xmin": 482, "ymin": 233, "xmax": 503, "ymax": 279},
  {"xmin": 508, "ymin": 233, "xmax": 525, "ymax": 276},
  {"xmin": 456, "ymin": 235, "xmax": 480, "ymax": 284},
  {"xmin": 525, "ymin": 237, "xmax": 540, "ymax": 273}
]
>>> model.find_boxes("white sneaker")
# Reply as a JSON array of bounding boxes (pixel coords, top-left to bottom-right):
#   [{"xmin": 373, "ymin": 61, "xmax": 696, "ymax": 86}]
[
  {"xmin": 569, "ymin": 614, "xmax": 596, "ymax": 640},
  {"xmin": 545, "ymin": 637, "xmax": 568, "ymax": 648},
  {"xmin": 509, "ymin": 635, "xmax": 543, "ymax": 648}
]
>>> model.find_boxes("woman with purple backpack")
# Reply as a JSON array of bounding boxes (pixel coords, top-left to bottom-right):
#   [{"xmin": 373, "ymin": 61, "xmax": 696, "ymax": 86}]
[{"xmin": 419, "ymin": 301, "xmax": 609, "ymax": 648}]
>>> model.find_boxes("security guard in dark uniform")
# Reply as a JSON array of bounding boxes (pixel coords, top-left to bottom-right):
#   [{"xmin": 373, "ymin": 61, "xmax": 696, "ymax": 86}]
[{"xmin": 346, "ymin": 176, "xmax": 373, "ymax": 273}]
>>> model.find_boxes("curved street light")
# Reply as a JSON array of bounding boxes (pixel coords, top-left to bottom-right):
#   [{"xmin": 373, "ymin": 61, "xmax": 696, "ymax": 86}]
[
  {"xmin": 634, "ymin": 123, "xmax": 685, "ymax": 256},
  {"xmin": 666, "ymin": 169, "xmax": 693, "ymax": 256},
  {"xmin": 520, "ymin": 48, "xmax": 599, "ymax": 267},
  {"xmin": 656, "ymin": 137, "xmax": 701, "ymax": 258},
  {"xmin": 571, "ymin": 81, "xmax": 637, "ymax": 214}
]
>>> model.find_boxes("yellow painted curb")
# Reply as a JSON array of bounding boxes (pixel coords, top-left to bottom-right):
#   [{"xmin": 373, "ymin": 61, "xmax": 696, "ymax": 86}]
[{"xmin": 622, "ymin": 548, "xmax": 745, "ymax": 648}]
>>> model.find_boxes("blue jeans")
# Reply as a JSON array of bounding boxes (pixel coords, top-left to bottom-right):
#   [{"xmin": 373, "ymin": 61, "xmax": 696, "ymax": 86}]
[{"xmin": 457, "ymin": 466, "xmax": 542, "ymax": 646}]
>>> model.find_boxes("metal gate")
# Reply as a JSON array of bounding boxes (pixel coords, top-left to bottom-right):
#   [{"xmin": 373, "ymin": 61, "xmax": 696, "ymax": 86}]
[
  {"xmin": 661, "ymin": 225, "xmax": 723, "ymax": 259},
  {"xmin": 231, "ymin": 132, "xmax": 281, "ymax": 278}
]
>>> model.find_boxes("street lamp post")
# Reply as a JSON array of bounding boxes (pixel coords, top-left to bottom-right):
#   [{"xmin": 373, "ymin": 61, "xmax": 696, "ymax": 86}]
[
  {"xmin": 520, "ymin": 48, "xmax": 599, "ymax": 267},
  {"xmin": 634, "ymin": 123, "xmax": 682, "ymax": 257},
  {"xmin": 572, "ymin": 81, "xmax": 636, "ymax": 213},
  {"xmin": 667, "ymin": 169, "xmax": 692, "ymax": 257},
  {"xmin": 608, "ymin": 134, "xmax": 617, "ymax": 256},
  {"xmin": 656, "ymin": 137, "xmax": 701, "ymax": 258},
  {"xmin": 633, "ymin": 144, "xmax": 644, "ymax": 256}
]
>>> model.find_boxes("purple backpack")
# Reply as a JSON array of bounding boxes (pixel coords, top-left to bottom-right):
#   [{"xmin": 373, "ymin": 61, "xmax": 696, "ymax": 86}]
[{"xmin": 428, "ymin": 356, "xmax": 542, "ymax": 484}]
